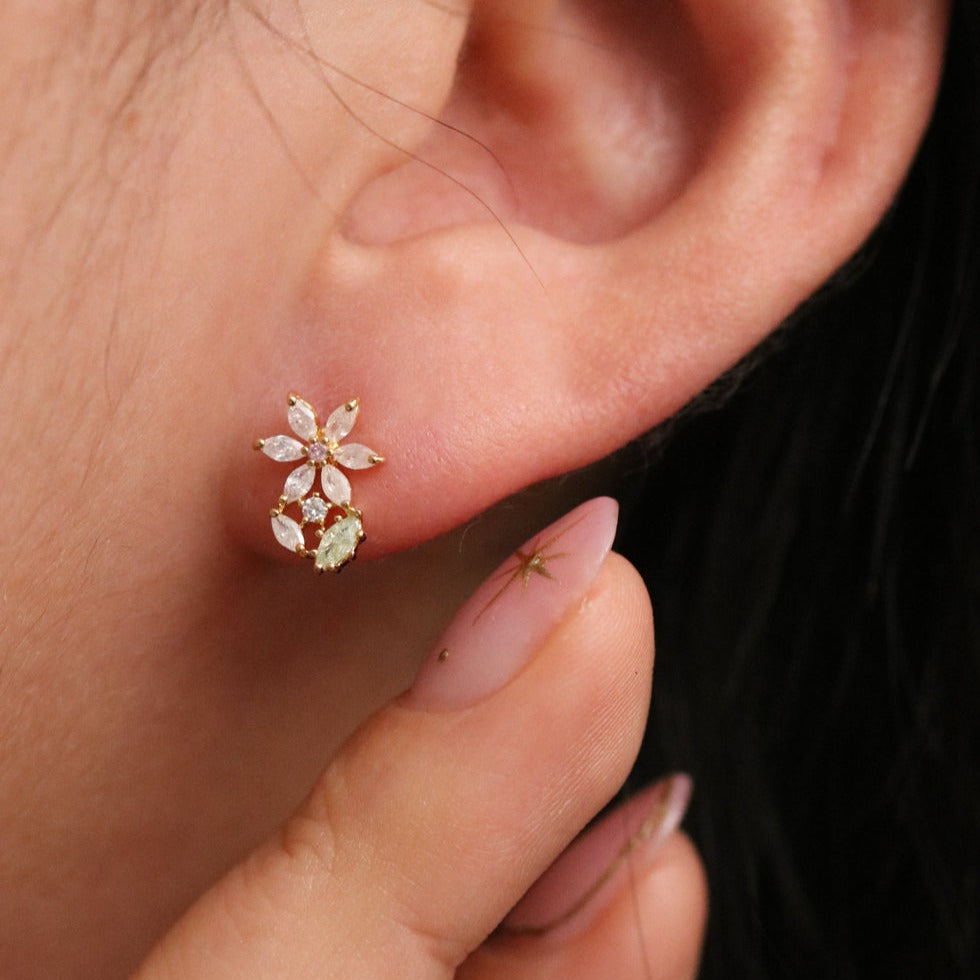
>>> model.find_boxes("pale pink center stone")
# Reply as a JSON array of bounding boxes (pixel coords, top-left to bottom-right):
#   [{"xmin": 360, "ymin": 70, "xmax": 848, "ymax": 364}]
[{"xmin": 307, "ymin": 442, "xmax": 329, "ymax": 464}]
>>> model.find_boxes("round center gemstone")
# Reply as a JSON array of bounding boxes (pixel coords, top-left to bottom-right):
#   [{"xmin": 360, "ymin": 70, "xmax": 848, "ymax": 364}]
[
  {"xmin": 307, "ymin": 441, "xmax": 329, "ymax": 464},
  {"xmin": 302, "ymin": 496, "xmax": 328, "ymax": 524}
]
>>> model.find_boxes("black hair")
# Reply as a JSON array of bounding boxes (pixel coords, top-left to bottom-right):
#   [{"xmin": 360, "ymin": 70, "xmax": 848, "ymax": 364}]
[{"xmin": 619, "ymin": 1, "xmax": 980, "ymax": 975}]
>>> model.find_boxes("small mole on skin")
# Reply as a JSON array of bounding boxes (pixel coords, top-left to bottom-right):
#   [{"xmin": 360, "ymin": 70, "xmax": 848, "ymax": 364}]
[{"xmin": 438, "ymin": 648, "xmax": 449, "ymax": 663}]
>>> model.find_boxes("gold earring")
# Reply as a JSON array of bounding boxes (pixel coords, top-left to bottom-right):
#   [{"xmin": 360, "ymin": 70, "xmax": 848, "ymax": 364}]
[{"xmin": 254, "ymin": 394, "xmax": 384, "ymax": 573}]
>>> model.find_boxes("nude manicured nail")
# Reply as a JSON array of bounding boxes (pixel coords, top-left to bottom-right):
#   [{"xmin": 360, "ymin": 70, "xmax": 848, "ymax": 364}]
[
  {"xmin": 503, "ymin": 773, "xmax": 693, "ymax": 937},
  {"xmin": 408, "ymin": 497, "xmax": 619, "ymax": 709}
]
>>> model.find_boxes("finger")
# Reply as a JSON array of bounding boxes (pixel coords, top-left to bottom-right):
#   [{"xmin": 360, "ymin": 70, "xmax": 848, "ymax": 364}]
[
  {"xmin": 135, "ymin": 498, "xmax": 655, "ymax": 979},
  {"xmin": 460, "ymin": 776, "xmax": 707, "ymax": 980}
]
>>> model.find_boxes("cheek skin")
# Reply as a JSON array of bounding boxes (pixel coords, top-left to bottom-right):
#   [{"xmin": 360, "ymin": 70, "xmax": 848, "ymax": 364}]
[
  {"xmin": 0, "ymin": 4, "xmax": 477, "ymax": 977},
  {"xmin": 1, "ymin": 1, "xmax": 698, "ymax": 971}
]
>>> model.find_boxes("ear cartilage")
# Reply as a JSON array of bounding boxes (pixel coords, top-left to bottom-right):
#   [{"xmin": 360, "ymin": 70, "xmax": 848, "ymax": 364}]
[{"xmin": 254, "ymin": 394, "xmax": 384, "ymax": 573}]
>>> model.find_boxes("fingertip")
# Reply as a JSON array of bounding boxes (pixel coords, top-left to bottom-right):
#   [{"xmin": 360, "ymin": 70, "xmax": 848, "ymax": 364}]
[
  {"xmin": 632, "ymin": 832, "xmax": 708, "ymax": 979},
  {"xmin": 591, "ymin": 550, "xmax": 656, "ymax": 667},
  {"xmin": 462, "ymin": 831, "xmax": 707, "ymax": 980},
  {"xmin": 591, "ymin": 831, "xmax": 708, "ymax": 980}
]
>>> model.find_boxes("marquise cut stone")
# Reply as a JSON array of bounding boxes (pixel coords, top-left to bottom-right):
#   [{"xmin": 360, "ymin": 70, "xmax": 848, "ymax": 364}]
[
  {"xmin": 271, "ymin": 513, "xmax": 304, "ymax": 553},
  {"xmin": 261, "ymin": 435, "xmax": 305, "ymax": 462},
  {"xmin": 325, "ymin": 401, "xmax": 358, "ymax": 442},
  {"xmin": 334, "ymin": 443, "xmax": 380, "ymax": 469},
  {"xmin": 283, "ymin": 463, "xmax": 315, "ymax": 503},
  {"xmin": 288, "ymin": 396, "xmax": 318, "ymax": 442},
  {"xmin": 315, "ymin": 515, "xmax": 363, "ymax": 572},
  {"xmin": 321, "ymin": 464, "xmax": 351, "ymax": 505}
]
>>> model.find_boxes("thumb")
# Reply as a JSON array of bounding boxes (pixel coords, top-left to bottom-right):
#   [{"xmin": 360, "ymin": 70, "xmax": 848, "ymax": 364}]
[{"xmin": 134, "ymin": 498, "xmax": 656, "ymax": 979}]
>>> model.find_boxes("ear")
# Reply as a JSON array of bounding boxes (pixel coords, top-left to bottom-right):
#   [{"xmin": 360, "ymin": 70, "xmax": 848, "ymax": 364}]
[{"xmin": 241, "ymin": 0, "xmax": 948, "ymax": 559}]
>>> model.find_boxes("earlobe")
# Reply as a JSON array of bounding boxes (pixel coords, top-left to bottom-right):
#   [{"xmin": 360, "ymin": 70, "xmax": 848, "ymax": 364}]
[{"xmin": 242, "ymin": 0, "xmax": 948, "ymax": 561}]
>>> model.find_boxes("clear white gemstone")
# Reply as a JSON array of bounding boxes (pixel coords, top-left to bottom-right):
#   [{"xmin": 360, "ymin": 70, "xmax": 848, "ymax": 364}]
[
  {"xmin": 320, "ymin": 464, "xmax": 351, "ymax": 505},
  {"xmin": 288, "ymin": 396, "xmax": 318, "ymax": 442},
  {"xmin": 315, "ymin": 515, "xmax": 363, "ymax": 572},
  {"xmin": 334, "ymin": 443, "xmax": 380, "ymax": 469},
  {"xmin": 283, "ymin": 463, "xmax": 315, "ymax": 503},
  {"xmin": 271, "ymin": 513, "xmax": 304, "ymax": 552},
  {"xmin": 261, "ymin": 435, "xmax": 305, "ymax": 462},
  {"xmin": 307, "ymin": 441, "xmax": 329, "ymax": 464},
  {"xmin": 325, "ymin": 401, "xmax": 358, "ymax": 442},
  {"xmin": 301, "ymin": 495, "xmax": 328, "ymax": 524}
]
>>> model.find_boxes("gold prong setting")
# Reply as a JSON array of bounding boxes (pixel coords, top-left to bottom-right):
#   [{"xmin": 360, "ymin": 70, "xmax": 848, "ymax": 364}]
[{"xmin": 256, "ymin": 394, "xmax": 384, "ymax": 573}]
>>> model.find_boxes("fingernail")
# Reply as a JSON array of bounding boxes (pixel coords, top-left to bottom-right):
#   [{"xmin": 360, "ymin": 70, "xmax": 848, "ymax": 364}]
[
  {"xmin": 502, "ymin": 773, "xmax": 693, "ymax": 937},
  {"xmin": 408, "ymin": 497, "xmax": 619, "ymax": 709}
]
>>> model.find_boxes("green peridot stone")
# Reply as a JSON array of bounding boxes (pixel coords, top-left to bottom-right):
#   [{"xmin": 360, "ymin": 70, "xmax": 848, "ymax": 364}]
[{"xmin": 315, "ymin": 515, "xmax": 363, "ymax": 572}]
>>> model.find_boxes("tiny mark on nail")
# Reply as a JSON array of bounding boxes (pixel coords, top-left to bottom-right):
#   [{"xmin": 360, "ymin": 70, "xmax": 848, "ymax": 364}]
[{"xmin": 438, "ymin": 648, "xmax": 449, "ymax": 663}]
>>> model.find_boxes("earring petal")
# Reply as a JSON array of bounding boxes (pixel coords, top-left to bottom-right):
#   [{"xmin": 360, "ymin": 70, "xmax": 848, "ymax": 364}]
[
  {"xmin": 271, "ymin": 513, "xmax": 305, "ymax": 553},
  {"xmin": 324, "ymin": 400, "xmax": 359, "ymax": 442},
  {"xmin": 321, "ymin": 464, "xmax": 352, "ymax": 506},
  {"xmin": 258, "ymin": 435, "xmax": 305, "ymax": 462},
  {"xmin": 287, "ymin": 395, "xmax": 319, "ymax": 442},
  {"xmin": 283, "ymin": 463, "xmax": 316, "ymax": 503},
  {"xmin": 334, "ymin": 444, "xmax": 382, "ymax": 469}
]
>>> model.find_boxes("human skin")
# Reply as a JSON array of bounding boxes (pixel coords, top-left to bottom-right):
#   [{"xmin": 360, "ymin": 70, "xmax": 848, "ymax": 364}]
[{"xmin": 0, "ymin": 1, "xmax": 946, "ymax": 977}]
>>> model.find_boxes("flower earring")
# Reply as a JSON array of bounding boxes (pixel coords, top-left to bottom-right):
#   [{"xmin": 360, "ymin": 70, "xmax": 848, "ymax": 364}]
[{"xmin": 254, "ymin": 394, "xmax": 384, "ymax": 573}]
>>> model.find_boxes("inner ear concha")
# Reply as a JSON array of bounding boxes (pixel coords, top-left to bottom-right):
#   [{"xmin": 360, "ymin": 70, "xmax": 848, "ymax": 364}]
[{"xmin": 342, "ymin": 0, "xmax": 720, "ymax": 246}]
